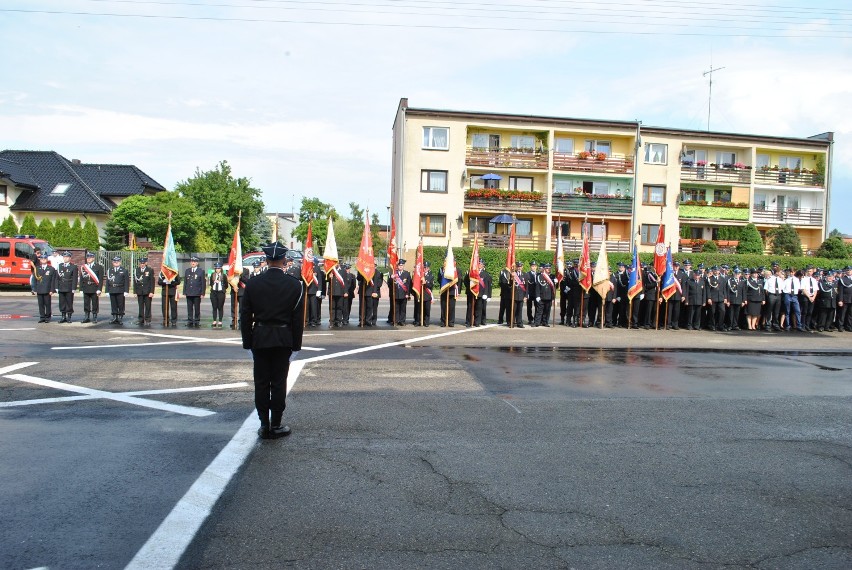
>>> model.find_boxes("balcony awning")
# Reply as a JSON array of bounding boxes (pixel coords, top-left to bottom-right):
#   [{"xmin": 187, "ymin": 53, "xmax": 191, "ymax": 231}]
[
  {"xmin": 481, "ymin": 173, "xmax": 502, "ymax": 180},
  {"xmin": 489, "ymin": 213, "xmax": 515, "ymax": 223}
]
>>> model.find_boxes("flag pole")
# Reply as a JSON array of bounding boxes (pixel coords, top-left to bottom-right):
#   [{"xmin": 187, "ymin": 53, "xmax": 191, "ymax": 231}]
[
  {"xmin": 419, "ymin": 272, "xmax": 424, "ymax": 327},
  {"xmin": 628, "ymin": 299, "xmax": 632, "ymax": 330}
]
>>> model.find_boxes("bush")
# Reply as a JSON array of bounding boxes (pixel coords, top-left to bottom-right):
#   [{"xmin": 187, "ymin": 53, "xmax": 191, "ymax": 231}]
[
  {"xmin": 767, "ymin": 224, "xmax": 803, "ymax": 256},
  {"xmin": 0, "ymin": 215, "xmax": 19, "ymax": 236},
  {"xmin": 82, "ymin": 220, "xmax": 100, "ymax": 252},
  {"xmin": 20, "ymin": 214, "xmax": 38, "ymax": 236},
  {"xmin": 52, "ymin": 219, "xmax": 72, "ymax": 247},
  {"xmin": 701, "ymin": 240, "xmax": 718, "ymax": 252},
  {"xmin": 36, "ymin": 218, "xmax": 54, "ymax": 243},
  {"xmin": 736, "ymin": 223, "xmax": 764, "ymax": 254},
  {"xmin": 815, "ymin": 236, "xmax": 849, "ymax": 259}
]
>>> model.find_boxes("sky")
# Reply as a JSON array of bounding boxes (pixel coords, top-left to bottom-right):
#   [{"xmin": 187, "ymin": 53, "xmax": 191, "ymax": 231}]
[{"xmin": 2, "ymin": 0, "xmax": 851, "ymax": 233}]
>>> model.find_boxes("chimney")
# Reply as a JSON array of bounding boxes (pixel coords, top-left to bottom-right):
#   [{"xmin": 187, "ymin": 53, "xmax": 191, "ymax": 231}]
[{"xmin": 72, "ymin": 159, "xmax": 82, "ymax": 165}]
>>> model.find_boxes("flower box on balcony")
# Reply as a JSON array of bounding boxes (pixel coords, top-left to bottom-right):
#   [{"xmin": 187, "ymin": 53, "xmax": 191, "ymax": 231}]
[{"xmin": 465, "ymin": 189, "xmax": 544, "ymax": 202}]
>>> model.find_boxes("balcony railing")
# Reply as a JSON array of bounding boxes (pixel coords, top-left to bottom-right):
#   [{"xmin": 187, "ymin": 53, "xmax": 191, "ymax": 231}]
[
  {"xmin": 551, "ymin": 194, "xmax": 632, "ymax": 215},
  {"xmin": 553, "ymin": 153, "xmax": 634, "ymax": 174},
  {"xmin": 463, "ymin": 233, "xmax": 548, "ymax": 250},
  {"xmin": 752, "ymin": 207, "xmax": 823, "ymax": 226},
  {"xmin": 754, "ymin": 169, "xmax": 824, "ymax": 188},
  {"xmin": 680, "ymin": 165, "xmax": 751, "ymax": 184},
  {"xmin": 678, "ymin": 204, "xmax": 750, "ymax": 221},
  {"xmin": 464, "ymin": 194, "xmax": 547, "ymax": 212},
  {"xmin": 556, "ymin": 238, "xmax": 631, "ymax": 253},
  {"xmin": 465, "ymin": 147, "xmax": 549, "ymax": 169}
]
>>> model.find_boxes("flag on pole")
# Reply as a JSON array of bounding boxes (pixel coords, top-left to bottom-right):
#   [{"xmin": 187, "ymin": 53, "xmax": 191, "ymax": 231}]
[
  {"xmin": 592, "ymin": 239, "xmax": 612, "ymax": 299},
  {"xmin": 506, "ymin": 222, "xmax": 516, "ymax": 271},
  {"xmin": 627, "ymin": 241, "xmax": 643, "ymax": 300},
  {"xmin": 387, "ymin": 215, "xmax": 399, "ymax": 269},
  {"xmin": 323, "ymin": 216, "xmax": 339, "ymax": 274},
  {"xmin": 301, "ymin": 222, "xmax": 315, "ymax": 287},
  {"xmin": 654, "ymin": 224, "xmax": 667, "ymax": 277},
  {"xmin": 355, "ymin": 214, "xmax": 375, "ymax": 282},
  {"xmin": 660, "ymin": 245, "xmax": 680, "ymax": 300},
  {"xmin": 439, "ymin": 241, "xmax": 458, "ymax": 293},
  {"xmin": 554, "ymin": 222, "xmax": 565, "ymax": 283},
  {"xmin": 412, "ymin": 239, "xmax": 424, "ymax": 297},
  {"xmin": 226, "ymin": 216, "xmax": 243, "ymax": 289},
  {"xmin": 578, "ymin": 226, "xmax": 592, "ymax": 292},
  {"xmin": 160, "ymin": 218, "xmax": 178, "ymax": 281},
  {"xmin": 469, "ymin": 234, "xmax": 481, "ymax": 298}
]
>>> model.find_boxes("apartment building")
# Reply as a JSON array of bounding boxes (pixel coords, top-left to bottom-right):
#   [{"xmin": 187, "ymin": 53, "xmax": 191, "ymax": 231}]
[{"xmin": 390, "ymin": 98, "xmax": 833, "ymax": 256}]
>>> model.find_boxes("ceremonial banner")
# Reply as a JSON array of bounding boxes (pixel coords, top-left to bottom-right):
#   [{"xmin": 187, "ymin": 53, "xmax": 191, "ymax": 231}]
[
  {"xmin": 323, "ymin": 217, "xmax": 339, "ymax": 274},
  {"xmin": 439, "ymin": 241, "xmax": 458, "ymax": 293},
  {"xmin": 592, "ymin": 239, "xmax": 612, "ymax": 300},
  {"xmin": 301, "ymin": 222, "xmax": 315, "ymax": 286},
  {"xmin": 469, "ymin": 235, "xmax": 481, "ymax": 298},
  {"xmin": 412, "ymin": 239, "xmax": 424, "ymax": 297},
  {"xmin": 355, "ymin": 215, "xmax": 375, "ymax": 282},
  {"xmin": 160, "ymin": 219, "xmax": 178, "ymax": 281},
  {"xmin": 661, "ymin": 245, "xmax": 681, "ymax": 300},
  {"xmin": 226, "ymin": 218, "xmax": 242, "ymax": 289},
  {"xmin": 627, "ymin": 241, "xmax": 643, "ymax": 300},
  {"xmin": 578, "ymin": 226, "xmax": 592, "ymax": 292},
  {"xmin": 387, "ymin": 215, "xmax": 399, "ymax": 269},
  {"xmin": 654, "ymin": 224, "xmax": 667, "ymax": 277}
]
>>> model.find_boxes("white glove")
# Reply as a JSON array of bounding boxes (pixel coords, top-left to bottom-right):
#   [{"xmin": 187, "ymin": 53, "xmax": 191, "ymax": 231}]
[
  {"xmin": 482, "ymin": 295, "xmax": 488, "ymax": 300},
  {"xmin": 639, "ymin": 294, "xmax": 645, "ymax": 301},
  {"xmin": 124, "ymin": 292, "xmax": 129, "ymax": 297},
  {"xmin": 289, "ymin": 350, "xmax": 300, "ymax": 362},
  {"xmin": 315, "ymin": 291, "xmax": 322, "ymax": 297},
  {"xmin": 536, "ymin": 297, "xmax": 541, "ymax": 302}
]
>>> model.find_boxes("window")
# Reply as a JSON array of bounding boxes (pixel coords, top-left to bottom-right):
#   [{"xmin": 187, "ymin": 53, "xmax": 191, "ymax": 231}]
[
  {"xmin": 716, "ymin": 151, "xmax": 736, "ymax": 167},
  {"xmin": 508, "ymin": 177, "xmax": 533, "ymax": 192},
  {"xmin": 515, "ymin": 218, "xmax": 533, "ymax": 236},
  {"xmin": 0, "ymin": 185, "xmax": 6, "ymax": 205},
  {"xmin": 683, "ymin": 149, "xmax": 707, "ymax": 165},
  {"xmin": 555, "ymin": 138, "xmax": 574, "ymax": 153},
  {"xmin": 510, "ymin": 135, "xmax": 535, "ymax": 150},
  {"xmin": 51, "ymin": 183, "xmax": 71, "ymax": 195},
  {"xmin": 779, "ymin": 156, "xmax": 802, "ymax": 170},
  {"xmin": 644, "ymin": 143, "xmax": 667, "ymax": 165},
  {"xmin": 640, "ymin": 224, "xmax": 660, "ymax": 245},
  {"xmin": 754, "ymin": 193, "xmax": 767, "ymax": 210},
  {"xmin": 642, "ymin": 184, "xmax": 666, "ymax": 206},
  {"xmin": 422, "ymin": 127, "xmax": 449, "ymax": 150},
  {"xmin": 592, "ymin": 181, "xmax": 610, "ymax": 195},
  {"xmin": 471, "ymin": 133, "xmax": 488, "ymax": 149},
  {"xmin": 681, "ymin": 188, "xmax": 705, "ymax": 202},
  {"xmin": 419, "ymin": 214, "xmax": 446, "ymax": 236},
  {"xmin": 553, "ymin": 178, "xmax": 573, "ymax": 193},
  {"xmin": 551, "ymin": 220, "xmax": 570, "ymax": 237},
  {"xmin": 0, "ymin": 241, "xmax": 9, "ymax": 258},
  {"xmin": 468, "ymin": 216, "xmax": 490, "ymax": 234},
  {"xmin": 756, "ymin": 154, "xmax": 770, "ymax": 169},
  {"xmin": 712, "ymin": 189, "xmax": 732, "ymax": 203},
  {"xmin": 421, "ymin": 170, "xmax": 448, "ymax": 193},
  {"xmin": 15, "ymin": 242, "xmax": 34, "ymax": 260},
  {"xmin": 584, "ymin": 140, "xmax": 611, "ymax": 155}
]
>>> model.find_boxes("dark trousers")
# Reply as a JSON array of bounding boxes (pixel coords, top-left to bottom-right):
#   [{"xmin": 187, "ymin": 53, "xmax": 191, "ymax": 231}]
[
  {"xmin": 511, "ymin": 300, "xmax": 525, "ymax": 327},
  {"xmin": 162, "ymin": 294, "xmax": 178, "ymax": 323},
  {"xmin": 186, "ymin": 295, "xmax": 201, "ymax": 324},
  {"xmin": 229, "ymin": 292, "xmax": 241, "ymax": 326},
  {"xmin": 308, "ymin": 295, "xmax": 322, "ymax": 326},
  {"xmin": 711, "ymin": 301, "xmax": 726, "ymax": 330},
  {"xmin": 533, "ymin": 299, "xmax": 552, "ymax": 326},
  {"xmin": 688, "ymin": 305, "xmax": 703, "ymax": 329},
  {"xmin": 344, "ymin": 296, "xmax": 353, "ymax": 324},
  {"xmin": 817, "ymin": 306, "xmax": 836, "ymax": 330},
  {"xmin": 210, "ymin": 290, "xmax": 226, "ymax": 321},
  {"xmin": 137, "ymin": 295, "xmax": 152, "ymax": 321},
  {"xmin": 800, "ymin": 296, "xmax": 815, "ymax": 329},
  {"xmin": 440, "ymin": 292, "xmax": 456, "ymax": 326},
  {"xmin": 359, "ymin": 294, "xmax": 378, "ymax": 326},
  {"xmin": 588, "ymin": 295, "xmax": 602, "ymax": 327},
  {"xmin": 414, "ymin": 294, "xmax": 432, "ymax": 325},
  {"xmin": 464, "ymin": 293, "xmax": 475, "ymax": 326},
  {"xmin": 527, "ymin": 296, "xmax": 537, "ymax": 323},
  {"xmin": 668, "ymin": 300, "xmax": 681, "ymax": 328},
  {"xmin": 58, "ymin": 291, "xmax": 74, "ymax": 315},
  {"xmin": 110, "ymin": 293, "xmax": 125, "ymax": 316},
  {"xmin": 837, "ymin": 302, "xmax": 851, "ymax": 331},
  {"xmin": 764, "ymin": 294, "xmax": 781, "ymax": 329},
  {"xmin": 498, "ymin": 287, "xmax": 510, "ymax": 323},
  {"xmin": 727, "ymin": 304, "xmax": 741, "ymax": 330},
  {"xmin": 251, "ymin": 347, "xmax": 292, "ymax": 427},
  {"xmin": 615, "ymin": 299, "xmax": 628, "ymax": 327},
  {"xmin": 83, "ymin": 292, "xmax": 100, "ymax": 314},
  {"xmin": 559, "ymin": 293, "xmax": 569, "ymax": 324},
  {"xmin": 37, "ymin": 293, "xmax": 52, "ymax": 319},
  {"xmin": 566, "ymin": 294, "xmax": 581, "ymax": 326},
  {"xmin": 630, "ymin": 298, "xmax": 642, "ymax": 328},
  {"xmin": 474, "ymin": 297, "xmax": 488, "ymax": 326},
  {"xmin": 331, "ymin": 296, "xmax": 345, "ymax": 325},
  {"xmin": 394, "ymin": 298, "xmax": 407, "ymax": 325},
  {"xmin": 642, "ymin": 298, "xmax": 659, "ymax": 328}
]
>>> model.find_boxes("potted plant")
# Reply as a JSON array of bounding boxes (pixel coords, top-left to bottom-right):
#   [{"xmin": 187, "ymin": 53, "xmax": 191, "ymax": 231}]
[
  {"xmin": 577, "ymin": 150, "xmax": 592, "ymax": 159},
  {"xmin": 595, "ymin": 152, "xmax": 607, "ymax": 161}
]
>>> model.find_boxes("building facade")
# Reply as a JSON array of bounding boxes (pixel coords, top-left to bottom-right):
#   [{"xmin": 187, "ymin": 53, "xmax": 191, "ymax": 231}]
[{"xmin": 390, "ymin": 99, "xmax": 833, "ymax": 257}]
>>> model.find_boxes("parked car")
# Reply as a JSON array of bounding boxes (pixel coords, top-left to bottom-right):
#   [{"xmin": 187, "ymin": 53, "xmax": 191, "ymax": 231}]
[{"xmin": 0, "ymin": 235, "xmax": 55, "ymax": 286}]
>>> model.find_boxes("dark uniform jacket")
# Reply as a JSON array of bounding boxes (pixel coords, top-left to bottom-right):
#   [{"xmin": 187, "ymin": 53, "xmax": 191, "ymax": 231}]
[
  {"xmin": 643, "ymin": 269, "xmax": 659, "ymax": 301},
  {"xmin": 56, "ymin": 262, "xmax": 78, "ymax": 293},
  {"xmin": 329, "ymin": 266, "xmax": 348, "ymax": 297},
  {"xmin": 838, "ymin": 274, "xmax": 852, "ymax": 304},
  {"xmin": 79, "ymin": 263, "xmax": 104, "ymax": 294},
  {"xmin": 183, "ymin": 267, "xmax": 205, "ymax": 296},
  {"xmin": 107, "ymin": 266, "xmax": 130, "ymax": 294},
  {"xmin": 727, "ymin": 276, "xmax": 746, "ymax": 304},
  {"xmin": 417, "ymin": 270, "xmax": 434, "ymax": 300},
  {"xmin": 240, "ymin": 269, "xmax": 305, "ymax": 351},
  {"xmin": 158, "ymin": 273, "xmax": 181, "ymax": 296},
  {"xmin": 229, "ymin": 268, "xmax": 250, "ymax": 298},
  {"xmin": 685, "ymin": 277, "xmax": 707, "ymax": 305},
  {"xmin": 744, "ymin": 277, "xmax": 764, "ymax": 304},
  {"xmin": 525, "ymin": 269, "xmax": 538, "ymax": 299},
  {"xmin": 614, "ymin": 271, "xmax": 628, "ymax": 302},
  {"xmin": 513, "ymin": 270, "xmax": 528, "ymax": 299},
  {"xmin": 388, "ymin": 269, "xmax": 412, "ymax": 299},
  {"xmin": 706, "ymin": 274, "xmax": 727, "ymax": 303},
  {"xmin": 134, "ymin": 266, "xmax": 156, "ymax": 295},
  {"xmin": 357, "ymin": 271, "xmax": 382, "ymax": 298},
  {"xmin": 306, "ymin": 271, "xmax": 325, "ymax": 297},
  {"xmin": 817, "ymin": 279, "xmax": 838, "ymax": 308},
  {"xmin": 475, "ymin": 269, "xmax": 494, "ymax": 298},
  {"xmin": 536, "ymin": 271, "xmax": 555, "ymax": 301},
  {"xmin": 33, "ymin": 263, "xmax": 57, "ymax": 294}
]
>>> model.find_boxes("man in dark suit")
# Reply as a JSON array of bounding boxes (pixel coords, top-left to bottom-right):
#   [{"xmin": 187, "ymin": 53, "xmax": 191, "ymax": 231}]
[
  {"xmin": 525, "ymin": 260, "xmax": 538, "ymax": 325},
  {"xmin": 387, "ymin": 259, "xmax": 412, "ymax": 326},
  {"xmin": 107, "ymin": 255, "xmax": 130, "ymax": 325},
  {"xmin": 534, "ymin": 262, "xmax": 555, "ymax": 327},
  {"xmin": 56, "ymin": 251, "xmax": 78, "ymax": 323},
  {"xmin": 34, "ymin": 252, "xmax": 57, "ymax": 323},
  {"xmin": 413, "ymin": 261, "xmax": 434, "ymax": 327},
  {"xmin": 79, "ymin": 251, "xmax": 104, "ymax": 323},
  {"xmin": 240, "ymin": 242, "xmax": 305, "ymax": 440},
  {"xmin": 357, "ymin": 263, "xmax": 381, "ymax": 327},
  {"xmin": 183, "ymin": 256, "xmax": 205, "ymax": 327},
  {"xmin": 684, "ymin": 268, "xmax": 707, "ymax": 330},
  {"xmin": 158, "ymin": 271, "xmax": 181, "ymax": 327},
  {"xmin": 473, "ymin": 259, "xmax": 492, "ymax": 327},
  {"xmin": 134, "ymin": 256, "xmax": 156, "ymax": 327}
]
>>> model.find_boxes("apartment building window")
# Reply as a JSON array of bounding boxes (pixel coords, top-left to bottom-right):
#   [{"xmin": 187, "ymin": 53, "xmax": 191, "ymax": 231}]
[
  {"xmin": 553, "ymin": 179, "xmax": 573, "ymax": 193},
  {"xmin": 555, "ymin": 138, "xmax": 574, "ymax": 153},
  {"xmin": 581, "ymin": 222, "xmax": 607, "ymax": 240},
  {"xmin": 681, "ymin": 188, "xmax": 705, "ymax": 202},
  {"xmin": 754, "ymin": 193, "xmax": 767, "ymax": 210},
  {"xmin": 516, "ymin": 218, "xmax": 533, "ymax": 237},
  {"xmin": 644, "ymin": 143, "xmax": 667, "ymax": 165},
  {"xmin": 683, "ymin": 149, "xmax": 707, "ymax": 165},
  {"xmin": 713, "ymin": 189, "xmax": 732, "ymax": 203},
  {"xmin": 716, "ymin": 151, "xmax": 736, "ymax": 167},
  {"xmin": 470, "ymin": 175, "xmax": 499, "ymax": 189},
  {"xmin": 508, "ymin": 177, "xmax": 533, "ymax": 192},
  {"xmin": 640, "ymin": 224, "xmax": 660, "ymax": 245},
  {"xmin": 468, "ymin": 216, "xmax": 490, "ymax": 234},
  {"xmin": 0, "ymin": 185, "xmax": 6, "ymax": 205},
  {"xmin": 584, "ymin": 140, "xmax": 611, "ymax": 155},
  {"xmin": 422, "ymin": 127, "xmax": 449, "ymax": 150},
  {"xmin": 756, "ymin": 154, "xmax": 770, "ymax": 169},
  {"xmin": 419, "ymin": 214, "xmax": 446, "ymax": 236},
  {"xmin": 421, "ymin": 170, "xmax": 448, "ymax": 193},
  {"xmin": 779, "ymin": 156, "xmax": 802, "ymax": 170},
  {"xmin": 642, "ymin": 184, "xmax": 666, "ymax": 206},
  {"xmin": 551, "ymin": 220, "xmax": 570, "ymax": 237},
  {"xmin": 510, "ymin": 135, "xmax": 535, "ymax": 151}
]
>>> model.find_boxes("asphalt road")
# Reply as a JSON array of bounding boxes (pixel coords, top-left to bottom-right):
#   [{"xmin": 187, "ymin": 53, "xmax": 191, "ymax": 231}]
[{"xmin": 0, "ymin": 293, "xmax": 850, "ymax": 569}]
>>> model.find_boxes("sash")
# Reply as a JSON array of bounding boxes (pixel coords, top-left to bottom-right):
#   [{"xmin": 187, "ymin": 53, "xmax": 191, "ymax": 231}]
[
  {"xmin": 513, "ymin": 272, "xmax": 526, "ymax": 292},
  {"xmin": 332, "ymin": 267, "xmax": 345, "ymax": 287},
  {"xmin": 82, "ymin": 264, "xmax": 99, "ymax": 285},
  {"xmin": 393, "ymin": 271, "xmax": 409, "ymax": 294},
  {"xmin": 542, "ymin": 273, "xmax": 555, "ymax": 291}
]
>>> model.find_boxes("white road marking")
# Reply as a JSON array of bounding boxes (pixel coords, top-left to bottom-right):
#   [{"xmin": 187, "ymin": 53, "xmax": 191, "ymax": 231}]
[
  {"xmin": 0, "ymin": 327, "xmax": 37, "ymax": 331},
  {"xmin": 0, "ymin": 383, "xmax": 249, "ymax": 409},
  {"xmin": 49, "ymin": 331, "xmax": 324, "ymax": 352},
  {"xmin": 0, "ymin": 362, "xmax": 38, "ymax": 375},
  {"xmin": 4, "ymin": 374, "xmax": 216, "ymax": 417},
  {"xmin": 126, "ymin": 325, "xmax": 492, "ymax": 569},
  {"xmin": 500, "ymin": 398, "xmax": 522, "ymax": 414}
]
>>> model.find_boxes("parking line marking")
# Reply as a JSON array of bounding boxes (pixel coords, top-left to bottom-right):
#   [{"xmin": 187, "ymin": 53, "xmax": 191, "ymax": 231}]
[
  {"xmin": 126, "ymin": 324, "xmax": 493, "ymax": 569},
  {"xmin": 0, "ymin": 362, "xmax": 38, "ymax": 375},
  {"xmin": 50, "ymin": 331, "xmax": 324, "ymax": 352}
]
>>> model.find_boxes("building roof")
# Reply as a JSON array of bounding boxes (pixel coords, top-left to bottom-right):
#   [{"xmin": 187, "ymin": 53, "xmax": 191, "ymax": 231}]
[{"xmin": 0, "ymin": 150, "xmax": 166, "ymax": 214}]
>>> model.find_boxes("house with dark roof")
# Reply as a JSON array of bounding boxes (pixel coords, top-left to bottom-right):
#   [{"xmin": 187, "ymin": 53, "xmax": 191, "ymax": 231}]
[{"xmin": 0, "ymin": 150, "xmax": 166, "ymax": 238}]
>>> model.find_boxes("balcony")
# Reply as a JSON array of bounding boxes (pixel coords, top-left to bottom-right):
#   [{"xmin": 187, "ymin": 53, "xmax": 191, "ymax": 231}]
[
  {"xmin": 556, "ymin": 238, "xmax": 631, "ymax": 253},
  {"xmin": 463, "ymin": 233, "xmax": 548, "ymax": 250},
  {"xmin": 464, "ymin": 190, "xmax": 547, "ymax": 212},
  {"xmin": 678, "ymin": 203, "xmax": 750, "ymax": 221},
  {"xmin": 680, "ymin": 165, "xmax": 751, "ymax": 185},
  {"xmin": 553, "ymin": 153, "xmax": 634, "ymax": 174},
  {"xmin": 551, "ymin": 193, "xmax": 632, "ymax": 215},
  {"xmin": 754, "ymin": 169, "xmax": 824, "ymax": 188},
  {"xmin": 465, "ymin": 147, "xmax": 548, "ymax": 169},
  {"xmin": 752, "ymin": 207, "xmax": 823, "ymax": 226}
]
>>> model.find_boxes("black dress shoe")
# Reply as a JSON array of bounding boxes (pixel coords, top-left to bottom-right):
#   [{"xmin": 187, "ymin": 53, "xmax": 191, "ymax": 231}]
[
  {"xmin": 269, "ymin": 425, "xmax": 291, "ymax": 439},
  {"xmin": 257, "ymin": 425, "xmax": 271, "ymax": 439}
]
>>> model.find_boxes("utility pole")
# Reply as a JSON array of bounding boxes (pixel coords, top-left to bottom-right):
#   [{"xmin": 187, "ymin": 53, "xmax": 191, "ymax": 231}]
[{"xmin": 703, "ymin": 65, "xmax": 725, "ymax": 131}]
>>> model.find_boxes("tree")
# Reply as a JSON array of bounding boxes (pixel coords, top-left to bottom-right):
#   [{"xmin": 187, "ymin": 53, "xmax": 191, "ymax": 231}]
[
  {"xmin": 293, "ymin": 197, "xmax": 337, "ymax": 250},
  {"xmin": 36, "ymin": 218, "xmax": 54, "ymax": 243},
  {"xmin": 736, "ymin": 223, "xmax": 764, "ymax": 254},
  {"xmin": 253, "ymin": 215, "xmax": 272, "ymax": 247},
  {"xmin": 767, "ymin": 224, "xmax": 802, "ymax": 256},
  {"xmin": 0, "ymin": 215, "xmax": 18, "ymax": 236},
  {"xmin": 816, "ymin": 236, "xmax": 849, "ymax": 259},
  {"xmin": 53, "ymin": 219, "xmax": 72, "ymax": 247},
  {"xmin": 82, "ymin": 219, "xmax": 99, "ymax": 252},
  {"xmin": 175, "ymin": 160, "xmax": 265, "ymax": 254},
  {"xmin": 20, "ymin": 214, "xmax": 38, "ymax": 236},
  {"xmin": 69, "ymin": 218, "xmax": 84, "ymax": 247},
  {"xmin": 829, "ymin": 228, "xmax": 843, "ymax": 239},
  {"xmin": 103, "ymin": 193, "xmax": 200, "ymax": 252}
]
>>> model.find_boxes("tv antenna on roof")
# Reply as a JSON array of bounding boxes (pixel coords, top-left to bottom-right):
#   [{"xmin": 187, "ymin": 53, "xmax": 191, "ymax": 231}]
[{"xmin": 703, "ymin": 65, "xmax": 725, "ymax": 131}]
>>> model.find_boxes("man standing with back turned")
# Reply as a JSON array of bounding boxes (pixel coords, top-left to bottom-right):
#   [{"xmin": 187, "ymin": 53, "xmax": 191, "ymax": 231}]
[{"xmin": 240, "ymin": 242, "xmax": 305, "ymax": 440}]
